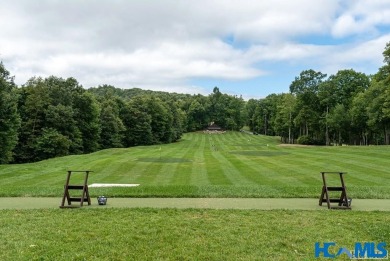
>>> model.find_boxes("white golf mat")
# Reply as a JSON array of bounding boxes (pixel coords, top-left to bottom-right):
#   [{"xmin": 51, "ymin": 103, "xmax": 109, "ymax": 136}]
[{"xmin": 89, "ymin": 183, "xmax": 140, "ymax": 188}]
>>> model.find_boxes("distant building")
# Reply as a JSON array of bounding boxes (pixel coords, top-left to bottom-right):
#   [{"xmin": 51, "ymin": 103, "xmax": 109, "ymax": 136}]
[
  {"xmin": 206, "ymin": 122, "xmax": 224, "ymax": 131},
  {"xmin": 205, "ymin": 122, "xmax": 225, "ymax": 133}
]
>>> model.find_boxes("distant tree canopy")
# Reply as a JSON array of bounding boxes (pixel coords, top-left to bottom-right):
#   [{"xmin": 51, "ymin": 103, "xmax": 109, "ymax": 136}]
[
  {"xmin": 247, "ymin": 42, "xmax": 390, "ymax": 145},
  {"xmin": 1, "ymin": 72, "xmax": 245, "ymax": 163},
  {"xmin": 0, "ymin": 62, "xmax": 20, "ymax": 163},
  {"xmin": 0, "ymin": 42, "xmax": 389, "ymax": 163}
]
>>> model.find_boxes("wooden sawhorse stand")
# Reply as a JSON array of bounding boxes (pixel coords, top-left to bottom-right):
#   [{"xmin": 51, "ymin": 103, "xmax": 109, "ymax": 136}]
[
  {"xmin": 60, "ymin": 170, "xmax": 92, "ymax": 208},
  {"xmin": 319, "ymin": 172, "xmax": 351, "ymax": 210}
]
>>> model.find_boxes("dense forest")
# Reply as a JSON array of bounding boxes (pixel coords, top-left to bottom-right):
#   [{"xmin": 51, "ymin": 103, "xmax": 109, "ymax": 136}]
[
  {"xmin": 0, "ymin": 42, "xmax": 389, "ymax": 163},
  {"xmin": 248, "ymin": 42, "xmax": 390, "ymax": 146}
]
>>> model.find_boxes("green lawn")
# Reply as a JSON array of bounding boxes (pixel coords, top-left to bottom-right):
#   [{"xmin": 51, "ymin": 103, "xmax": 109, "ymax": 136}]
[
  {"xmin": 0, "ymin": 208, "xmax": 389, "ymax": 261},
  {"xmin": 1, "ymin": 132, "xmax": 390, "ymax": 260},
  {"xmin": 1, "ymin": 131, "xmax": 389, "ymax": 198}
]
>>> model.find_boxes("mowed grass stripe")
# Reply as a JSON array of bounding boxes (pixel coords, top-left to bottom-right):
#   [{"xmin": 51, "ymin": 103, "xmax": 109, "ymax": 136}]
[
  {"xmin": 154, "ymin": 138, "xmax": 196, "ymax": 185},
  {"xmin": 287, "ymin": 147, "xmax": 389, "ymax": 185},
  {"xmin": 224, "ymin": 134, "xmax": 312, "ymax": 186},
  {"xmin": 248, "ymin": 146, "xmax": 317, "ymax": 186},
  {"xmin": 135, "ymin": 144, "xmax": 189, "ymax": 185},
  {"xmin": 205, "ymin": 134, "xmax": 235, "ymax": 185},
  {"xmin": 227, "ymin": 143, "xmax": 311, "ymax": 186},
  {"xmin": 88, "ymin": 149, "xmax": 148, "ymax": 184},
  {"xmin": 224, "ymin": 154, "xmax": 276, "ymax": 185},
  {"xmin": 207, "ymin": 135, "xmax": 256, "ymax": 186},
  {"xmin": 189, "ymin": 133, "xmax": 212, "ymax": 186},
  {"xmin": 276, "ymin": 146, "xmax": 390, "ymax": 189},
  {"xmin": 1, "ymin": 131, "xmax": 390, "ymax": 198},
  {"xmin": 267, "ymin": 148, "xmax": 340, "ymax": 186},
  {"xmin": 203, "ymin": 135, "xmax": 233, "ymax": 185},
  {"xmin": 170, "ymin": 138, "xmax": 198, "ymax": 184}
]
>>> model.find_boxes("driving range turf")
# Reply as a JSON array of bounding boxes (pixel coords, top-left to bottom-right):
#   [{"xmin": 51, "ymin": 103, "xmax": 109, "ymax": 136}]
[
  {"xmin": 0, "ymin": 132, "xmax": 389, "ymax": 198},
  {"xmin": 0, "ymin": 132, "xmax": 389, "ymax": 260}
]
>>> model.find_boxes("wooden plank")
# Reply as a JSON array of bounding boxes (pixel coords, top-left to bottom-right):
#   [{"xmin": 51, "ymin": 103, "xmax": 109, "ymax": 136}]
[
  {"xmin": 67, "ymin": 185, "xmax": 84, "ymax": 190},
  {"xmin": 69, "ymin": 197, "xmax": 89, "ymax": 202},
  {"xmin": 326, "ymin": 187, "xmax": 343, "ymax": 191}
]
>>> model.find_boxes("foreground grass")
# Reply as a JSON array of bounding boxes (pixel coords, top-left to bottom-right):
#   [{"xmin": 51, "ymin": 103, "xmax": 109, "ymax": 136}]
[
  {"xmin": 0, "ymin": 208, "xmax": 388, "ymax": 260},
  {"xmin": 1, "ymin": 132, "xmax": 390, "ymax": 198}
]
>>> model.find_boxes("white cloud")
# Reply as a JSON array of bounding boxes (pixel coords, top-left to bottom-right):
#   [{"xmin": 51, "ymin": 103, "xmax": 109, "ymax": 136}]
[
  {"xmin": 246, "ymin": 43, "xmax": 327, "ymax": 62},
  {"xmin": 319, "ymin": 34, "xmax": 390, "ymax": 74},
  {"xmin": 332, "ymin": 0, "xmax": 390, "ymax": 37},
  {"xmin": 0, "ymin": 0, "xmax": 389, "ymax": 95},
  {"xmin": 332, "ymin": 14, "xmax": 365, "ymax": 37}
]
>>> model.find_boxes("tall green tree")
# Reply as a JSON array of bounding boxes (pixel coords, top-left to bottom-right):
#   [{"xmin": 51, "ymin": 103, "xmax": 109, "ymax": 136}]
[
  {"xmin": 327, "ymin": 104, "xmax": 349, "ymax": 145},
  {"xmin": 14, "ymin": 76, "xmax": 96, "ymax": 161},
  {"xmin": 290, "ymin": 69, "xmax": 326, "ymax": 141},
  {"xmin": 364, "ymin": 42, "xmax": 390, "ymax": 145},
  {"xmin": 350, "ymin": 92, "xmax": 370, "ymax": 145},
  {"xmin": 289, "ymin": 69, "xmax": 327, "ymax": 95},
  {"xmin": 100, "ymin": 98, "xmax": 125, "ymax": 149},
  {"xmin": 45, "ymin": 104, "xmax": 82, "ymax": 153},
  {"xmin": 293, "ymin": 90, "xmax": 321, "ymax": 138},
  {"xmin": 0, "ymin": 62, "xmax": 20, "ymax": 163},
  {"xmin": 14, "ymin": 78, "xmax": 50, "ymax": 162},
  {"xmin": 245, "ymin": 99, "xmax": 258, "ymax": 131},
  {"xmin": 209, "ymin": 87, "xmax": 225, "ymax": 127},
  {"xmin": 166, "ymin": 100, "xmax": 186, "ymax": 141},
  {"xmin": 121, "ymin": 97, "xmax": 153, "ymax": 146},
  {"xmin": 144, "ymin": 96, "xmax": 172, "ymax": 143},
  {"xmin": 187, "ymin": 98, "xmax": 208, "ymax": 131},
  {"xmin": 224, "ymin": 95, "xmax": 245, "ymax": 131},
  {"xmin": 34, "ymin": 128, "xmax": 71, "ymax": 161},
  {"xmin": 322, "ymin": 69, "xmax": 369, "ymax": 109},
  {"xmin": 365, "ymin": 80, "xmax": 390, "ymax": 145},
  {"xmin": 73, "ymin": 92, "xmax": 101, "ymax": 153},
  {"xmin": 274, "ymin": 93, "xmax": 296, "ymax": 143},
  {"xmin": 318, "ymin": 69, "xmax": 369, "ymax": 144}
]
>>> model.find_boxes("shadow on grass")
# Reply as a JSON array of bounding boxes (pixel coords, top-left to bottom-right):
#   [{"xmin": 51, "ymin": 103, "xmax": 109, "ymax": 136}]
[
  {"xmin": 230, "ymin": 151, "xmax": 290, "ymax": 157},
  {"xmin": 138, "ymin": 157, "xmax": 192, "ymax": 163}
]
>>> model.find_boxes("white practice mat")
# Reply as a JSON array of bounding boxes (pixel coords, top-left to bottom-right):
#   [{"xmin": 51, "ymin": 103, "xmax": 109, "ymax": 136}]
[{"xmin": 89, "ymin": 183, "xmax": 140, "ymax": 188}]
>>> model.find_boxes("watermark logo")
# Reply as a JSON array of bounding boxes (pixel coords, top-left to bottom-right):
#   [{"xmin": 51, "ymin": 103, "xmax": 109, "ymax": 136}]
[{"xmin": 315, "ymin": 242, "xmax": 388, "ymax": 259}]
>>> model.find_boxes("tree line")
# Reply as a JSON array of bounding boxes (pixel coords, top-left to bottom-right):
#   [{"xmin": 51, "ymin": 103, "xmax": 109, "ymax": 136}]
[
  {"xmin": 247, "ymin": 42, "xmax": 390, "ymax": 146},
  {"xmin": 0, "ymin": 67, "xmax": 245, "ymax": 163},
  {"xmin": 0, "ymin": 42, "xmax": 389, "ymax": 163}
]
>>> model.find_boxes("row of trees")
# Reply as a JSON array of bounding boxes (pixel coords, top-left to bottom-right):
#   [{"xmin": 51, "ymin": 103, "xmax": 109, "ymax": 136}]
[
  {"xmin": 11, "ymin": 77, "xmax": 191, "ymax": 163},
  {"xmin": 1, "ymin": 42, "xmax": 389, "ymax": 163},
  {"xmin": 0, "ymin": 66, "xmax": 245, "ymax": 163},
  {"xmin": 0, "ymin": 63, "xmax": 20, "ymax": 163},
  {"xmin": 247, "ymin": 42, "xmax": 390, "ymax": 145}
]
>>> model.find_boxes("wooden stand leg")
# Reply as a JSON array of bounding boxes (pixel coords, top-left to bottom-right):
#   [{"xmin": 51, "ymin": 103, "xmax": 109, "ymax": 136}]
[
  {"xmin": 60, "ymin": 170, "xmax": 92, "ymax": 208},
  {"xmin": 319, "ymin": 172, "xmax": 351, "ymax": 210}
]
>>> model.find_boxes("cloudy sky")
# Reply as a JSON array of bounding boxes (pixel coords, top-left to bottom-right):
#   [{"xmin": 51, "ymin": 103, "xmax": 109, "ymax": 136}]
[{"xmin": 1, "ymin": 1, "xmax": 389, "ymax": 99}]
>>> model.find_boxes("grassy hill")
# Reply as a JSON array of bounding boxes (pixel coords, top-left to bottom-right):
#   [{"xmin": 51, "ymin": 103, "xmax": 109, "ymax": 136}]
[{"xmin": 1, "ymin": 131, "xmax": 389, "ymax": 198}]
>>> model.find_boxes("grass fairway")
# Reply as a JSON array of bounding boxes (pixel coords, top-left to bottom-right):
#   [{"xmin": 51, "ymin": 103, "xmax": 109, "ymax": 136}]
[
  {"xmin": 0, "ymin": 131, "xmax": 389, "ymax": 198},
  {"xmin": 0, "ymin": 208, "xmax": 389, "ymax": 260},
  {"xmin": 1, "ymin": 132, "xmax": 390, "ymax": 260}
]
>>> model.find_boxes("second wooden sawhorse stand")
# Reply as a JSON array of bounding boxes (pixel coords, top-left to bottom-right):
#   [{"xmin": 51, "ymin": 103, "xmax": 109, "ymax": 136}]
[
  {"xmin": 60, "ymin": 170, "xmax": 92, "ymax": 208},
  {"xmin": 319, "ymin": 172, "xmax": 351, "ymax": 210}
]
